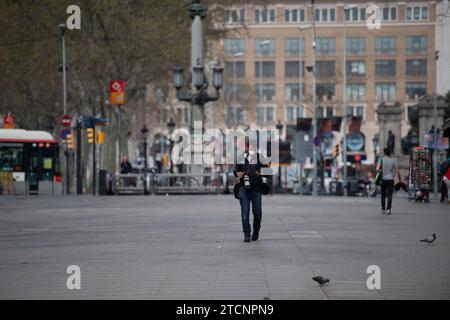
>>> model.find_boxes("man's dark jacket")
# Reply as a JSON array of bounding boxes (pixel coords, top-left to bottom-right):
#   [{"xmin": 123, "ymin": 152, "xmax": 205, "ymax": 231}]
[{"xmin": 234, "ymin": 152, "xmax": 269, "ymax": 192}]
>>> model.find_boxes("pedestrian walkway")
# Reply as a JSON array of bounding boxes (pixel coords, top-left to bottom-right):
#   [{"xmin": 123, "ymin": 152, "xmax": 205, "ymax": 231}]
[{"xmin": 0, "ymin": 195, "xmax": 449, "ymax": 299}]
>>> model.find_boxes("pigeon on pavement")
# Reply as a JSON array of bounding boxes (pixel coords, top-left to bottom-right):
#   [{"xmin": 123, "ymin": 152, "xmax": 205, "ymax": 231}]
[
  {"xmin": 312, "ymin": 276, "xmax": 330, "ymax": 285},
  {"xmin": 420, "ymin": 233, "xmax": 437, "ymax": 245}
]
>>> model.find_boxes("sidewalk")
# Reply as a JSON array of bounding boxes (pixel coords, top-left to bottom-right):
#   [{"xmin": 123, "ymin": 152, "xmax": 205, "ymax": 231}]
[{"xmin": 0, "ymin": 195, "xmax": 449, "ymax": 299}]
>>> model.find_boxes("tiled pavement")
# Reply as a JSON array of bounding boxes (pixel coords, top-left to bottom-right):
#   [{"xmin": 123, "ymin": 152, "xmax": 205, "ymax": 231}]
[{"xmin": 0, "ymin": 194, "xmax": 449, "ymax": 300}]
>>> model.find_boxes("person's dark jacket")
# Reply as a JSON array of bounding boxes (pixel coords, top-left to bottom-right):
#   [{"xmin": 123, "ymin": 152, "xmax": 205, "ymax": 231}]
[
  {"xmin": 120, "ymin": 161, "xmax": 132, "ymax": 174},
  {"xmin": 234, "ymin": 152, "xmax": 269, "ymax": 192}
]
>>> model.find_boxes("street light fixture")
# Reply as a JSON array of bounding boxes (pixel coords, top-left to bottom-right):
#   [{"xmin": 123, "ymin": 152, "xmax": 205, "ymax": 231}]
[
  {"xmin": 172, "ymin": 65, "xmax": 184, "ymax": 90},
  {"xmin": 342, "ymin": 4, "xmax": 357, "ymax": 196},
  {"xmin": 171, "ymin": 0, "xmax": 223, "ymax": 131}
]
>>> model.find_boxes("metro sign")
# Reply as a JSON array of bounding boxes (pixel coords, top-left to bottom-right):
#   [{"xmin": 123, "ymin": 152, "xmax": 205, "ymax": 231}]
[{"xmin": 110, "ymin": 80, "xmax": 125, "ymax": 105}]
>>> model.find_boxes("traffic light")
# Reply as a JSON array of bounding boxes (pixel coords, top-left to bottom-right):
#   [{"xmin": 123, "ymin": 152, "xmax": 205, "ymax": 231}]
[
  {"xmin": 87, "ymin": 128, "xmax": 94, "ymax": 144},
  {"xmin": 67, "ymin": 134, "xmax": 74, "ymax": 149},
  {"xmin": 96, "ymin": 131, "xmax": 105, "ymax": 145},
  {"xmin": 332, "ymin": 144, "xmax": 340, "ymax": 158}
]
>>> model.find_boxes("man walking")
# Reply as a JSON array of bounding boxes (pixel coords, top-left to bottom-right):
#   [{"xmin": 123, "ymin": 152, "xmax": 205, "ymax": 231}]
[
  {"xmin": 234, "ymin": 139, "xmax": 268, "ymax": 242},
  {"xmin": 376, "ymin": 147, "xmax": 402, "ymax": 215}
]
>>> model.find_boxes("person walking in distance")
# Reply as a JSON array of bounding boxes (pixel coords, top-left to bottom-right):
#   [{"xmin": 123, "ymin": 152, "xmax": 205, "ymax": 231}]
[
  {"xmin": 376, "ymin": 147, "xmax": 402, "ymax": 215},
  {"xmin": 234, "ymin": 139, "xmax": 268, "ymax": 242}
]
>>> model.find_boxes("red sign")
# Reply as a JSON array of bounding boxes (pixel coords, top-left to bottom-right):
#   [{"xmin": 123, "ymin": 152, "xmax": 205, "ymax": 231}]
[
  {"xmin": 110, "ymin": 80, "xmax": 125, "ymax": 105},
  {"xmin": 61, "ymin": 115, "xmax": 72, "ymax": 127},
  {"xmin": 4, "ymin": 114, "xmax": 15, "ymax": 129},
  {"xmin": 110, "ymin": 80, "xmax": 125, "ymax": 93}
]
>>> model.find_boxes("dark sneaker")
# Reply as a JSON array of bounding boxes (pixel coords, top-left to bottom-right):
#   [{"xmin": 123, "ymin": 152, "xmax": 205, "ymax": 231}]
[
  {"xmin": 244, "ymin": 235, "xmax": 251, "ymax": 242},
  {"xmin": 251, "ymin": 230, "xmax": 259, "ymax": 241},
  {"xmin": 381, "ymin": 209, "xmax": 386, "ymax": 214},
  {"xmin": 387, "ymin": 209, "xmax": 391, "ymax": 215}
]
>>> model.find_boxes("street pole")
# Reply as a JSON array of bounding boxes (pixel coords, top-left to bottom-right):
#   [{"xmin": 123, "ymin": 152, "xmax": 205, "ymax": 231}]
[
  {"xmin": 76, "ymin": 118, "xmax": 82, "ymax": 194},
  {"xmin": 93, "ymin": 126, "xmax": 96, "ymax": 196},
  {"xmin": 60, "ymin": 24, "xmax": 68, "ymax": 195},
  {"xmin": 343, "ymin": 7, "xmax": 348, "ymax": 197},
  {"xmin": 433, "ymin": 50, "xmax": 439, "ymax": 197},
  {"xmin": 118, "ymin": 105, "xmax": 121, "ymax": 174},
  {"xmin": 311, "ymin": 0, "xmax": 318, "ymax": 196}
]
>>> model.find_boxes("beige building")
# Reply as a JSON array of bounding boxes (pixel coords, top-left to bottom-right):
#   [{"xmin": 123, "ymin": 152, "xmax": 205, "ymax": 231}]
[{"xmin": 209, "ymin": 0, "xmax": 437, "ymax": 165}]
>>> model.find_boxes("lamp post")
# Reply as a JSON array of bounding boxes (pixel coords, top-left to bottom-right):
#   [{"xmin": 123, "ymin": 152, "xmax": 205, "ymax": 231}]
[
  {"xmin": 372, "ymin": 134, "xmax": 379, "ymax": 167},
  {"xmin": 59, "ymin": 23, "xmax": 68, "ymax": 196},
  {"xmin": 258, "ymin": 41, "xmax": 271, "ymax": 127},
  {"xmin": 433, "ymin": 50, "xmax": 439, "ymax": 197},
  {"xmin": 140, "ymin": 125, "xmax": 149, "ymax": 170},
  {"xmin": 172, "ymin": 0, "xmax": 223, "ymax": 133},
  {"xmin": 232, "ymin": 52, "xmax": 244, "ymax": 128},
  {"xmin": 276, "ymin": 120, "xmax": 284, "ymax": 192},
  {"xmin": 342, "ymin": 4, "xmax": 356, "ymax": 196},
  {"xmin": 167, "ymin": 118, "xmax": 176, "ymax": 174}
]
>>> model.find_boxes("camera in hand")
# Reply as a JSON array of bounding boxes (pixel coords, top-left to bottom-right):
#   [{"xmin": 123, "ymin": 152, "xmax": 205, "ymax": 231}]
[{"xmin": 244, "ymin": 174, "xmax": 251, "ymax": 192}]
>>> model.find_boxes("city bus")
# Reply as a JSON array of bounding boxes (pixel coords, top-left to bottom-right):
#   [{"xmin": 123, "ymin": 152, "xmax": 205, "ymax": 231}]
[{"xmin": 0, "ymin": 129, "xmax": 60, "ymax": 195}]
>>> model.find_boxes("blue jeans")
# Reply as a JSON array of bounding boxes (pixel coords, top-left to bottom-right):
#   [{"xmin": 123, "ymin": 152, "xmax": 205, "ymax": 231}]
[{"xmin": 238, "ymin": 186, "xmax": 262, "ymax": 236}]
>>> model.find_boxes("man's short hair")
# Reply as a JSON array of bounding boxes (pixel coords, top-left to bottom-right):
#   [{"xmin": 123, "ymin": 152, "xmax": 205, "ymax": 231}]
[{"xmin": 384, "ymin": 148, "xmax": 391, "ymax": 156}]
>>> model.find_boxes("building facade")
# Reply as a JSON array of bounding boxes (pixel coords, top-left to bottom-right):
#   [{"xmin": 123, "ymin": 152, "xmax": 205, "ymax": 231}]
[{"xmin": 211, "ymin": 0, "xmax": 438, "ymax": 165}]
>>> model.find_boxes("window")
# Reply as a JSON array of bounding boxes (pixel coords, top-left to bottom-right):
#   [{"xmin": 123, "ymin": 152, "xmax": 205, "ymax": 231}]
[
  {"xmin": 225, "ymin": 8, "xmax": 245, "ymax": 24},
  {"xmin": 346, "ymin": 84, "xmax": 366, "ymax": 102},
  {"xmin": 285, "ymin": 84, "xmax": 305, "ymax": 101},
  {"xmin": 224, "ymin": 39, "xmax": 245, "ymax": 56},
  {"xmin": 285, "ymin": 61, "xmax": 305, "ymax": 78},
  {"xmin": 346, "ymin": 61, "xmax": 365, "ymax": 77},
  {"xmin": 316, "ymin": 37, "xmax": 335, "ymax": 55},
  {"xmin": 255, "ymin": 8, "xmax": 276, "ymax": 23},
  {"xmin": 315, "ymin": 106, "xmax": 334, "ymax": 118},
  {"xmin": 225, "ymin": 61, "xmax": 245, "ymax": 78},
  {"xmin": 346, "ymin": 37, "xmax": 366, "ymax": 55},
  {"xmin": 314, "ymin": 8, "xmax": 335, "ymax": 22},
  {"xmin": 406, "ymin": 82, "xmax": 427, "ymax": 99},
  {"xmin": 406, "ymin": 59, "xmax": 427, "ymax": 76},
  {"xmin": 225, "ymin": 84, "xmax": 246, "ymax": 102},
  {"xmin": 285, "ymin": 105, "xmax": 305, "ymax": 122},
  {"xmin": 255, "ymin": 38, "xmax": 276, "ymax": 56},
  {"xmin": 316, "ymin": 83, "xmax": 335, "ymax": 101},
  {"xmin": 375, "ymin": 60, "xmax": 396, "ymax": 77},
  {"xmin": 255, "ymin": 61, "xmax": 275, "ymax": 78},
  {"xmin": 227, "ymin": 106, "xmax": 245, "ymax": 125},
  {"xmin": 345, "ymin": 7, "xmax": 367, "ymax": 21},
  {"xmin": 284, "ymin": 38, "xmax": 305, "ymax": 56},
  {"xmin": 375, "ymin": 83, "xmax": 396, "ymax": 101},
  {"xmin": 382, "ymin": 7, "xmax": 396, "ymax": 21},
  {"xmin": 406, "ymin": 6, "xmax": 429, "ymax": 20},
  {"xmin": 347, "ymin": 106, "xmax": 365, "ymax": 120},
  {"xmin": 257, "ymin": 106, "xmax": 275, "ymax": 124},
  {"xmin": 406, "ymin": 36, "xmax": 427, "ymax": 55},
  {"xmin": 284, "ymin": 8, "xmax": 306, "ymax": 23},
  {"xmin": 255, "ymin": 84, "xmax": 276, "ymax": 102},
  {"xmin": 316, "ymin": 61, "xmax": 335, "ymax": 78},
  {"xmin": 375, "ymin": 36, "xmax": 396, "ymax": 55}
]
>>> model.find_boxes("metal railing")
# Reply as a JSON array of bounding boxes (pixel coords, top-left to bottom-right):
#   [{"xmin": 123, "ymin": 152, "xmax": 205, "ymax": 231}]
[{"xmin": 109, "ymin": 172, "xmax": 234, "ymax": 195}]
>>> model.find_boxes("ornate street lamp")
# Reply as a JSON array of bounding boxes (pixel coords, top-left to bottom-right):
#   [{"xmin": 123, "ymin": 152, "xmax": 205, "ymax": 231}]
[{"xmin": 171, "ymin": 0, "xmax": 223, "ymax": 127}]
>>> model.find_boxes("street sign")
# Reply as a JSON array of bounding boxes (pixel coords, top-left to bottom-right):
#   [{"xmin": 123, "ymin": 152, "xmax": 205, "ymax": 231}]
[
  {"xmin": 61, "ymin": 115, "xmax": 72, "ymax": 127},
  {"xmin": 4, "ymin": 114, "xmax": 15, "ymax": 129},
  {"xmin": 110, "ymin": 80, "xmax": 125, "ymax": 105},
  {"xmin": 60, "ymin": 128, "xmax": 70, "ymax": 140}
]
